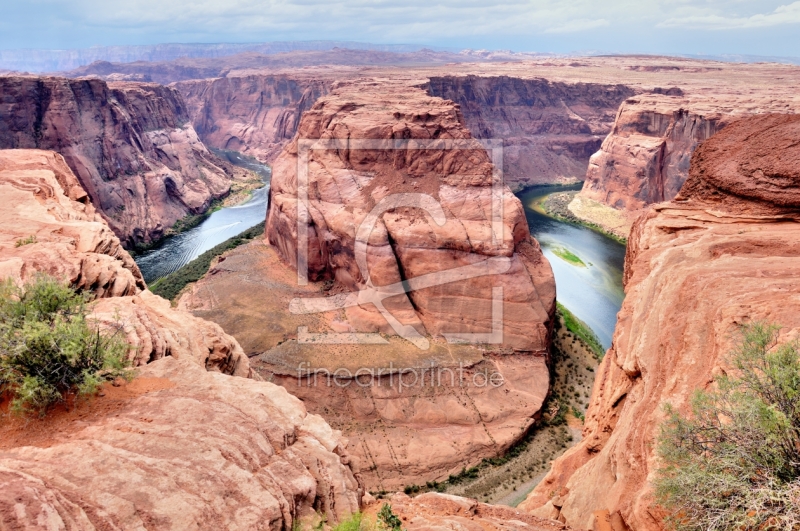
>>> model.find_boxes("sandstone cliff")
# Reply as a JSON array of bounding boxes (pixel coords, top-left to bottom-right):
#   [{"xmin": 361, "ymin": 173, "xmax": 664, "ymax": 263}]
[
  {"xmin": 426, "ymin": 76, "xmax": 635, "ymax": 190},
  {"xmin": 580, "ymin": 93, "xmax": 799, "ymax": 214},
  {"xmin": 521, "ymin": 114, "xmax": 800, "ymax": 530},
  {"xmin": 0, "ymin": 149, "xmax": 365, "ymax": 529},
  {"xmin": 179, "ymin": 79, "xmax": 556, "ymax": 489},
  {"xmin": 0, "ymin": 148, "xmax": 251, "ymax": 377},
  {"xmin": 0, "ymin": 75, "xmax": 235, "ymax": 247},
  {"xmin": 266, "ymin": 78, "xmax": 555, "ymax": 352},
  {"xmin": 0, "ymin": 357, "xmax": 362, "ymax": 530},
  {"xmin": 174, "ymin": 73, "xmax": 331, "ymax": 161},
  {"xmin": 0, "ymin": 149, "xmax": 144, "ymax": 297}
]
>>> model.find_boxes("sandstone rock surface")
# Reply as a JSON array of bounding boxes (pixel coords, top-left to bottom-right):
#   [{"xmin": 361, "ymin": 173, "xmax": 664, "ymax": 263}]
[
  {"xmin": 91, "ymin": 290, "xmax": 255, "ymax": 377},
  {"xmin": 0, "ymin": 148, "xmax": 252, "ymax": 377},
  {"xmin": 0, "ymin": 149, "xmax": 144, "ymax": 297},
  {"xmin": 0, "ymin": 75, "xmax": 235, "ymax": 247},
  {"xmin": 387, "ymin": 492, "xmax": 571, "ymax": 531},
  {"xmin": 0, "ymin": 357, "xmax": 362, "ymax": 530},
  {"xmin": 266, "ymin": 79, "xmax": 555, "ymax": 352},
  {"xmin": 581, "ymin": 93, "xmax": 800, "ymax": 216},
  {"xmin": 521, "ymin": 114, "xmax": 800, "ymax": 530}
]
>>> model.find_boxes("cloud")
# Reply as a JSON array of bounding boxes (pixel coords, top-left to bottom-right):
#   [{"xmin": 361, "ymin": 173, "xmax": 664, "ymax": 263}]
[
  {"xmin": 545, "ymin": 18, "xmax": 610, "ymax": 33},
  {"xmin": 1, "ymin": 0, "xmax": 799, "ymax": 54},
  {"xmin": 659, "ymin": 1, "xmax": 800, "ymax": 29}
]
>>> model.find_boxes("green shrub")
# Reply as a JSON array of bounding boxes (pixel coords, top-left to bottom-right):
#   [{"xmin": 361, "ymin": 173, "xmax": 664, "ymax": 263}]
[
  {"xmin": 15, "ymin": 235, "xmax": 37, "ymax": 247},
  {"xmin": 0, "ymin": 275, "xmax": 131, "ymax": 415},
  {"xmin": 377, "ymin": 504, "xmax": 402, "ymax": 531},
  {"xmin": 331, "ymin": 512, "xmax": 373, "ymax": 531},
  {"xmin": 655, "ymin": 322, "xmax": 800, "ymax": 531}
]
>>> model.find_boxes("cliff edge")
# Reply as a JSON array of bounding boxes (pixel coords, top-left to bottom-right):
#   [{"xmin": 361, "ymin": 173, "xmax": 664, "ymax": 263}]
[{"xmin": 522, "ymin": 114, "xmax": 800, "ymax": 530}]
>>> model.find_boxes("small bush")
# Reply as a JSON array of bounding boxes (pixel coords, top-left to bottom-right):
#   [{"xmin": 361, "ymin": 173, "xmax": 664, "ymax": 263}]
[
  {"xmin": 331, "ymin": 512, "xmax": 373, "ymax": 531},
  {"xmin": 655, "ymin": 322, "xmax": 800, "ymax": 530},
  {"xmin": 15, "ymin": 235, "xmax": 37, "ymax": 247},
  {"xmin": 0, "ymin": 275, "xmax": 131, "ymax": 415},
  {"xmin": 377, "ymin": 504, "xmax": 402, "ymax": 531}
]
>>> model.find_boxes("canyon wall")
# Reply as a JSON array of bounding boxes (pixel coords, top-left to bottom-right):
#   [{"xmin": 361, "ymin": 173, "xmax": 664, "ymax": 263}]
[
  {"xmin": 580, "ymin": 93, "xmax": 800, "ymax": 214},
  {"xmin": 174, "ymin": 73, "xmax": 332, "ymax": 161},
  {"xmin": 426, "ymin": 76, "xmax": 636, "ymax": 190},
  {"xmin": 0, "ymin": 148, "xmax": 251, "ymax": 376},
  {"xmin": 521, "ymin": 114, "xmax": 800, "ymax": 530},
  {"xmin": 0, "ymin": 148, "xmax": 364, "ymax": 530},
  {"xmin": 0, "ymin": 76, "xmax": 235, "ymax": 247}
]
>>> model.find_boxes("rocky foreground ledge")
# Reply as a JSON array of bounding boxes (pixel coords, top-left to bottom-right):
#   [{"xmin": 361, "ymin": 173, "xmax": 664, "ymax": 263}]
[
  {"xmin": 522, "ymin": 114, "xmax": 800, "ymax": 530},
  {"xmin": 0, "ymin": 148, "xmax": 570, "ymax": 529}
]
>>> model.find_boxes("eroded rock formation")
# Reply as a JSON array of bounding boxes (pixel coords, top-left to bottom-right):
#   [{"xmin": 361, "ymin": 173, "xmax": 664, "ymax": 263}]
[
  {"xmin": 580, "ymin": 93, "xmax": 800, "ymax": 215},
  {"xmin": 0, "ymin": 357, "xmax": 362, "ymax": 530},
  {"xmin": 0, "ymin": 75, "xmax": 235, "ymax": 247},
  {"xmin": 521, "ymin": 114, "xmax": 800, "ymax": 530},
  {"xmin": 426, "ymin": 76, "xmax": 635, "ymax": 190},
  {"xmin": 266, "ymin": 79, "xmax": 555, "ymax": 351},
  {"xmin": 0, "ymin": 148, "xmax": 251, "ymax": 377},
  {"xmin": 179, "ymin": 79, "xmax": 556, "ymax": 489},
  {"xmin": 387, "ymin": 492, "xmax": 570, "ymax": 530},
  {"xmin": 0, "ymin": 149, "xmax": 145, "ymax": 297}
]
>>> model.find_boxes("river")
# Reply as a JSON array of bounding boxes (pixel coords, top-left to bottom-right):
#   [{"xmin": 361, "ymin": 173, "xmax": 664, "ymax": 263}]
[
  {"xmin": 517, "ymin": 185, "xmax": 626, "ymax": 350},
  {"xmin": 134, "ymin": 150, "xmax": 271, "ymax": 283}
]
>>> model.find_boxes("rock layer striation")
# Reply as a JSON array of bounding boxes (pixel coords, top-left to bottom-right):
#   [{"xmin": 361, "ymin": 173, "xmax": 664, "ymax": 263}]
[
  {"xmin": 0, "ymin": 75, "xmax": 235, "ymax": 247},
  {"xmin": 0, "ymin": 148, "xmax": 252, "ymax": 376}
]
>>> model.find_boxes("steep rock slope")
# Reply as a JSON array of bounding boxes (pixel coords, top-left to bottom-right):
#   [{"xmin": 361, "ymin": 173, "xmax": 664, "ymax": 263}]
[
  {"xmin": 522, "ymin": 114, "xmax": 800, "ymax": 530},
  {"xmin": 0, "ymin": 357, "xmax": 362, "ymax": 530},
  {"xmin": 266, "ymin": 79, "xmax": 555, "ymax": 352},
  {"xmin": 0, "ymin": 148, "xmax": 252, "ymax": 377},
  {"xmin": 0, "ymin": 149, "xmax": 144, "ymax": 296},
  {"xmin": 180, "ymin": 79, "xmax": 556, "ymax": 489},
  {"xmin": 174, "ymin": 73, "xmax": 331, "ymax": 161},
  {"xmin": 0, "ymin": 76, "xmax": 235, "ymax": 247},
  {"xmin": 580, "ymin": 93, "xmax": 799, "ymax": 213},
  {"xmin": 426, "ymin": 76, "xmax": 635, "ymax": 190}
]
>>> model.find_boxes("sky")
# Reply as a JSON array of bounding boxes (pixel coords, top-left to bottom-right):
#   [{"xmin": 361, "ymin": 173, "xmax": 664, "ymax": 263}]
[{"xmin": 1, "ymin": 0, "xmax": 800, "ymax": 57}]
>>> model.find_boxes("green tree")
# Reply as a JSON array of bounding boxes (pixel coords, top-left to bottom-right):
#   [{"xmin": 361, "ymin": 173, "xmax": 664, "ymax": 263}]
[
  {"xmin": 0, "ymin": 275, "xmax": 131, "ymax": 415},
  {"xmin": 655, "ymin": 322, "xmax": 800, "ymax": 530}
]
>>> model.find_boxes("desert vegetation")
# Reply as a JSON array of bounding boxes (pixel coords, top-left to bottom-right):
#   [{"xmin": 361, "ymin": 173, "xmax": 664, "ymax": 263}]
[
  {"xmin": 0, "ymin": 275, "xmax": 131, "ymax": 415},
  {"xmin": 551, "ymin": 246, "xmax": 586, "ymax": 267},
  {"xmin": 656, "ymin": 322, "xmax": 800, "ymax": 530}
]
